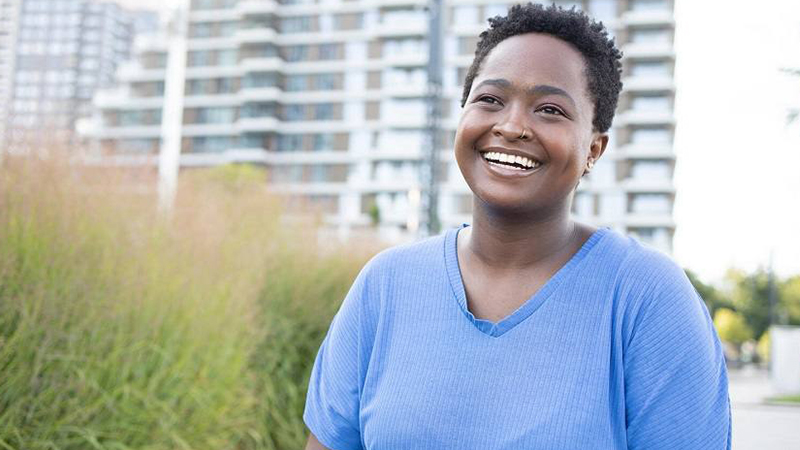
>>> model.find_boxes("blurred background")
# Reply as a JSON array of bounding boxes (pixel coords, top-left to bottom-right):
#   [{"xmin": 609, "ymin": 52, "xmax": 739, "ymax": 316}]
[{"xmin": 0, "ymin": 0, "xmax": 798, "ymax": 448}]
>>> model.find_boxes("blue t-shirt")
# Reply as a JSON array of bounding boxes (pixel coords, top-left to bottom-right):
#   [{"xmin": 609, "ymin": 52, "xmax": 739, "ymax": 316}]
[{"xmin": 304, "ymin": 225, "xmax": 731, "ymax": 449}]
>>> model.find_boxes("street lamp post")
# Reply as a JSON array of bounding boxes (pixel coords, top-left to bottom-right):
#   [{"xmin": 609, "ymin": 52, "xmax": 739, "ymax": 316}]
[{"xmin": 420, "ymin": 0, "xmax": 443, "ymax": 237}]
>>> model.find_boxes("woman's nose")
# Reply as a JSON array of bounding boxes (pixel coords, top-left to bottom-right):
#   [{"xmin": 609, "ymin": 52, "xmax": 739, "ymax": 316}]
[{"xmin": 492, "ymin": 106, "xmax": 529, "ymax": 141}]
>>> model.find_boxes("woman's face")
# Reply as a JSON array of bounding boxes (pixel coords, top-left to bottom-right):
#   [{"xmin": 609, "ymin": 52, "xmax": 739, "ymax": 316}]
[{"xmin": 454, "ymin": 32, "xmax": 607, "ymax": 216}]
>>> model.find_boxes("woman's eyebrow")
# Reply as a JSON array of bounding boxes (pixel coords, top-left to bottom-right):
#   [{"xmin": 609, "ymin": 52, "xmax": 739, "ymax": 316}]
[
  {"xmin": 473, "ymin": 79, "xmax": 575, "ymax": 106},
  {"xmin": 527, "ymin": 85, "xmax": 576, "ymax": 107},
  {"xmin": 473, "ymin": 78, "xmax": 512, "ymax": 90}
]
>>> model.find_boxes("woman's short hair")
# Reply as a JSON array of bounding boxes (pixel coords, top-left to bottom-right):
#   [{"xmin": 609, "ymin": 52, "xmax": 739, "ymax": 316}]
[{"xmin": 460, "ymin": 3, "xmax": 623, "ymax": 133}]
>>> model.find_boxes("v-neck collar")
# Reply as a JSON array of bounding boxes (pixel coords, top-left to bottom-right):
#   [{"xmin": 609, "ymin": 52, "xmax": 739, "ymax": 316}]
[{"xmin": 444, "ymin": 223, "xmax": 609, "ymax": 338}]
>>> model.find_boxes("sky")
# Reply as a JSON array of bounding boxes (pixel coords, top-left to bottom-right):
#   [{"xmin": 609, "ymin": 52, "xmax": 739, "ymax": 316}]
[
  {"xmin": 110, "ymin": 0, "xmax": 800, "ymax": 282},
  {"xmin": 672, "ymin": 0, "xmax": 800, "ymax": 281}
]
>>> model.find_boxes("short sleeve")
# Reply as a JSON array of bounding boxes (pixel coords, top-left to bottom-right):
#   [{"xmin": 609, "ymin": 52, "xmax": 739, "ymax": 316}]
[
  {"xmin": 623, "ymin": 256, "xmax": 731, "ymax": 450},
  {"xmin": 304, "ymin": 261, "xmax": 374, "ymax": 450}
]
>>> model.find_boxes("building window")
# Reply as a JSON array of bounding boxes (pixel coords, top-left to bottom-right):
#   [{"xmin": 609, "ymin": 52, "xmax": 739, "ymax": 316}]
[
  {"xmin": 630, "ymin": 159, "xmax": 671, "ymax": 180},
  {"xmin": 191, "ymin": 136, "xmax": 236, "ymax": 153},
  {"xmin": 218, "ymin": 49, "xmax": 238, "ymax": 66},
  {"xmin": 629, "ymin": 60, "xmax": 670, "ymax": 77},
  {"xmin": 589, "ymin": 0, "xmax": 616, "ymax": 23},
  {"xmin": 241, "ymin": 102, "xmax": 276, "ymax": 118},
  {"xmin": 188, "ymin": 50, "xmax": 212, "ymax": 67},
  {"xmin": 630, "ymin": 94, "xmax": 670, "ymax": 112},
  {"xmin": 452, "ymin": 5, "xmax": 477, "ymax": 25},
  {"xmin": 243, "ymin": 72, "xmax": 277, "ymax": 88},
  {"xmin": 628, "ymin": 194, "xmax": 671, "ymax": 214},
  {"xmin": 277, "ymin": 134, "xmax": 303, "ymax": 152},
  {"xmin": 314, "ymin": 103, "xmax": 334, "ymax": 120},
  {"xmin": 483, "ymin": 3, "xmax": 508, "ymax": 21},
  {"xmin": 313, "ymin": 73, "xmax": 337, "ymax": 90},
  {"xmin": 313, "ymin": 133, "xmax": 333, "ymax": 151},
  {"xmin": 283, "ymin": 45, "xmax": 308, "ymax": 62},
  {"xmin": 285, "ymin": 74, "xmax": 307, "ymax": 92},
  {"xmin": 318, "ymin": 43, "xmax": 338, "ymax": 60},
  {"xmin": 630, "ymin": 0, "xmax": 668, "ymax": 12},
  {"xmin": 193, "ymin": 107, "xmax": 237, "ymax": 124},
  {"xmin": 283, "ymin": 104, "xmax": 305, "ymax": 121},
  {"xmin": 630, "ymin": 28, "xmax": 671, "ymax": 44},
  {"xmin": 189, "ymin": 23, "xmax": 213, "ymax": 38},
  {"xmin": 630, "ymin": 126, "xmax": 671, "ymax": 145},
  {"xmin": 282, "ymin": 16, "xmax": 312, "ymax": 34}
]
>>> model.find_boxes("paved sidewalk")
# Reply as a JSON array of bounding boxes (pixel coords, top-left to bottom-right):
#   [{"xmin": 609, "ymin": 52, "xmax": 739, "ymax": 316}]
[{"xmin": 729, "ymin": 366, "xmax": 800, "ymax": 449}]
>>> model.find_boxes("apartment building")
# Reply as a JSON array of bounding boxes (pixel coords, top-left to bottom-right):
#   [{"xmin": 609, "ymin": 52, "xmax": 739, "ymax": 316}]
[
  {"xmin": 0, "ymin": 0, "xmax": 157, "ymax": 151},
  {"xmin": 84, "ymin": 0, "xmax": 677, "ymax": 252},
  {"xmin": 0, "ymin": 0, "xmax": 22, "ymax": 145}
]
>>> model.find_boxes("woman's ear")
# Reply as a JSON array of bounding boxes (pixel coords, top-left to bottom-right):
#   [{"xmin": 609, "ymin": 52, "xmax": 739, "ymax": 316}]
[{"xmin": 584, "ymin": 133, "xmax": 609, "ymax": 175}]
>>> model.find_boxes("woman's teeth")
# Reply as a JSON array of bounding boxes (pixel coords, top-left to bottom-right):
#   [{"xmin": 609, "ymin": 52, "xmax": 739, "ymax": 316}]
[{"xmin": 481, "ymin": 151, "xmax": 540, "ymax": 170}]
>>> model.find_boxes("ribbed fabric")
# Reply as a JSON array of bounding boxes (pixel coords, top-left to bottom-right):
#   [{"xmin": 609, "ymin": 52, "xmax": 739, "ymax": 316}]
[{"xmin": 304, "ymin": 224, "xmax": 731, "ymax": 450}]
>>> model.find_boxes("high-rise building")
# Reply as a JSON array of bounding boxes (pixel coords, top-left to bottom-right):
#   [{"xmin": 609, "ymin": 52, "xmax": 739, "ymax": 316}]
[
  {"xmin": 0, "ymin": 0, "xmax": 22, "ymax": 146},
  {"xmin": 84, "ymin": 0, "xmax": 676, "ymax": 253},
  {"xmin": 0, "ymin": 0, "xmax": 157, "ymax": 151}
]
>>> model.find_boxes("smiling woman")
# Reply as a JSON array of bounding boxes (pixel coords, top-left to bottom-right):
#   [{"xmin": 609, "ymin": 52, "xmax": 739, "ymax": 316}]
[{"xmin": 303, "ymin": 4, "xmax": 731, "ymax": 450}]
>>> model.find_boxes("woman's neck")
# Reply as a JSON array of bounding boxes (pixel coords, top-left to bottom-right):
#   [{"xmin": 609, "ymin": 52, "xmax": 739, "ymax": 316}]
[{"xmin": 464, "ymin": 200, "xmax": 585, "ymax": 271}]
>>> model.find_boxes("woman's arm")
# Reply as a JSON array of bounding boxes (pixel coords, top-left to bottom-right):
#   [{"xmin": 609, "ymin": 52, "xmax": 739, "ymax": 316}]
[{"xmin": 305, "ymin": 432, "xmax": 332, "ymax": 450}]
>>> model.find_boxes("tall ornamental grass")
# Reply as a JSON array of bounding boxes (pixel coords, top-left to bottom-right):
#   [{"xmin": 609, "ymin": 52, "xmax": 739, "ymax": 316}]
[{"xmin": 0, "ymin": 156, "xmax": 375, "ymax": 449}]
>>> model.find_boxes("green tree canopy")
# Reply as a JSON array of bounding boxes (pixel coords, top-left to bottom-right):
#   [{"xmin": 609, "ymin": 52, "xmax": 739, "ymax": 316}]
[
  {"xmin": 714, "ymin": 308, "xmax": 753, "ymax": 346},
  {"xmin": 685, "ymin": 269, "xmax": 732, "ymax": 318}
]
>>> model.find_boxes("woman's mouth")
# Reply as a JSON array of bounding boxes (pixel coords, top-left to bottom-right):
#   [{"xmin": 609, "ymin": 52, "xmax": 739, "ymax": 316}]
[{"xmin": 480, "ymin": 151, "xmax": 542, "ymax": 171}]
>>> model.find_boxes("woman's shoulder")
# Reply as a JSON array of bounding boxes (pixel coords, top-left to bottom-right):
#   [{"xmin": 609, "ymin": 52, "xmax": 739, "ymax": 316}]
[
  {"xmin": 363, "ymin": 228, "xmax": 452, "ymax": 271},
  {"xmin": 594, "ymin": 228, "xmax": 688, "ymax": 288}
]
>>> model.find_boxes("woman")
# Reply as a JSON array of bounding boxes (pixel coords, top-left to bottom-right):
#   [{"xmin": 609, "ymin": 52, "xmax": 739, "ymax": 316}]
[{"xmin": 304, "ymin": 4, "xmax": 731, "ymax": 449}]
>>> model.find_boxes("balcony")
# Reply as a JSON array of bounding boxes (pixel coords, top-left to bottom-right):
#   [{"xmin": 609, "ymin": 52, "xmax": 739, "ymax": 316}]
[
  {"xmin": 263, "ymin": 150, "xmax": 353, "ymax": 165},
  {"xmin": 376, "ymin": 14, "xmax": 427, "ymax": 37},
  {"xmin": 623, "ymin": 214, "xmax": 675, "ymax": 228},
  {"xmin": 615, "ymin": 110, "xmax": 675, "ymax": 126},
  {"xmin": 620, "ymin": 9, "xmax": 674, "ymax": 27},
  {"xmin": 117, "ymin": 62, "xmax": 165, "ymax": 82},
  {"xmin": 188, "ymin": 9, "xmax": 241, "ymax": 22},
  {"xmin": 382, "ymin": 52, "xmax": 427, "ymax": 68},
  {"xmin": 236, "ymin": 116, "xmax": 279, "ymax": 132},
  {"xmin": 376, "ymin": 0, "xmax": 426, "ymax": 7},
  {"xmin": 621, "ymin": 177, "xmax": 675, "ymax": 193},
  {"xmin": 622, "ymin": 42, "xmax": 674, "ymax": 59},
  {"xmin": 240, "ymin": 56, "xmax": 283, "ymax": 72},
  {"xmin": 622, "ymin": 76, "xmax": 675, "ymax": 92},
  {"xmin": 184, "ymin": 65, "xmax": 244, "ymax": 79},
  {"xmin": 94, "ymin": 125, "xmax": 161, "ymax": 139},
  {"xmin": 234, "ymin": 27, "xmax": 278, "ymax": 44},
  {"xmin": 186, "ymin": 36, "xmax": 239, "ymax": 50},
  {"xmin": 236, "ymin": 0, "xmax": 278, "ymax": 16},
  {"xmin": 613, "ymin": 143, "xmax": 674, "ymax": 159},
  {"xmin": 182, "ymin": 123, "xmax": 239, "ymax": 136},
  {"xmin": 183, "ymin": 94, "xmax": 240, "ymax": 107},
  {"xmin": 268, "ymin": 182, "xmax": 349, "ymax": 195},
  {"xmin": 238, "ymin": 86, "xmax": 281, "ymax": 102},
  {"xmin": 180, "ymin": 148, "xmax": 269, "ymax": 167},
  {"xmin": 133, "ymin": 33, "xmax": 169, "ymax": 53}
]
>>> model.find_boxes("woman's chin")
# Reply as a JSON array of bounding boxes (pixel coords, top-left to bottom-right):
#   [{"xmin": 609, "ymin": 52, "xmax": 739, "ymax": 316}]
[{"xmin": 473, "ymin": 192, "xmax": 540, "ymax": 217}]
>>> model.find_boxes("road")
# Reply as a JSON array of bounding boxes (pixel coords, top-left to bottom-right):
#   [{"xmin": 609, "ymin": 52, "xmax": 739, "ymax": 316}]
[{"xmin": 729, "ymin": 367, "xmax": 800, "ymax": 449}]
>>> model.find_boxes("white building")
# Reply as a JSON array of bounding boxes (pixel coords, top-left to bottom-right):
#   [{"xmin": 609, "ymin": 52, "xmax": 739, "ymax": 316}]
[
  {"xmin": 0, "ymin": 0, "xmax": 22, "ymax": 146},
  {"xmin": 84, "ymin": 0, "xmax": 676, "ymax": 252},
  {"xmin": 0, "ymin": 0, "xmax": 157, "ymax": 151}
]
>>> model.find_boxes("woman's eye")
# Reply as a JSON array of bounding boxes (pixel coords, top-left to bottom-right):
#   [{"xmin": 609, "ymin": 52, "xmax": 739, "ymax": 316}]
[
  {"xmin": 539, "ymin": 106, "xmax": 564, "ymax": 116},
  {"xmin": 477, "ymin": 96, "xmax": 501, "ymax": 105}
]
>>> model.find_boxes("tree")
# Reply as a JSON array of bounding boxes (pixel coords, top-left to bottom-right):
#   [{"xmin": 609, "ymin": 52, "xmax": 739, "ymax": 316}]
[
  {"xmin": 685, "ymin": 269, "xmax": 732, "ymax": 318},
  {"xmin": 781, "ymin": 275, "xmax": 800, "ymax": 325},
  {"xmin": 714, "ymin": 308, "xmax": 753, "ymax": 346},
  {"xmin": 725, "ymin": 268, "xmax": 773, "ymax": 341}
]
